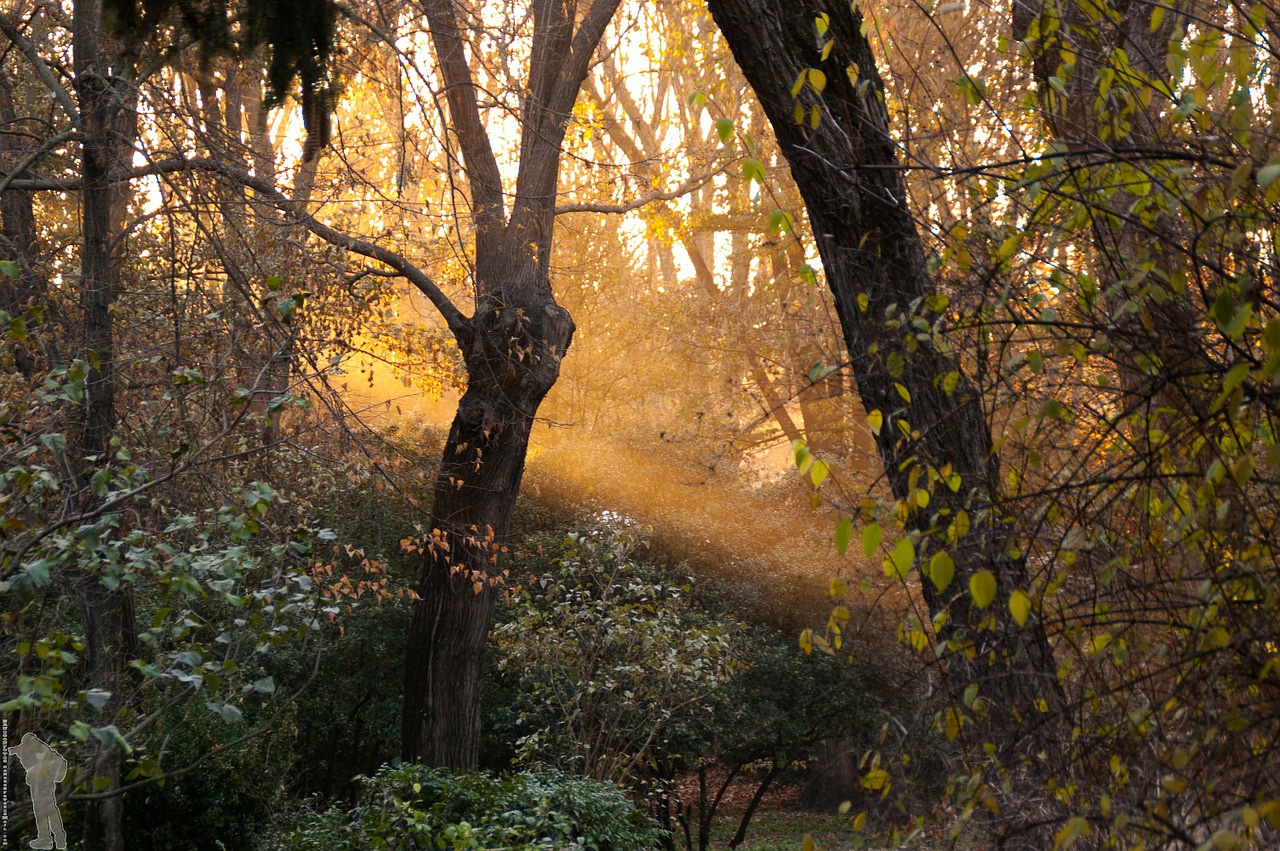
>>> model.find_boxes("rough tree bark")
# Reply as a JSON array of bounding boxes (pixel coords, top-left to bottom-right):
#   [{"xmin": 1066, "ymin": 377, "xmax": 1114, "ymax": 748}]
[
  {"xmin": 399, "ymin": 0, "xmax": 622, "ymax": 767},
  {"xmin": 705, "ymin": 0, "xmax": 1065, "ymax": 840}
]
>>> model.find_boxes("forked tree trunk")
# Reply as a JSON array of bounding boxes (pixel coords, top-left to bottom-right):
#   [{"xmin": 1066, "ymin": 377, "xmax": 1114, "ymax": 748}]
[
  {"xmin": 402, "ymin": 277, "xmax": 574, "ymax": 766},
  {"xmin": 398, "ymin": 0, "xmax": 620, "ymax": 767},
  {"xmin": 706, "ymin": 0, "xmax": 1064, "ymax": 840}
]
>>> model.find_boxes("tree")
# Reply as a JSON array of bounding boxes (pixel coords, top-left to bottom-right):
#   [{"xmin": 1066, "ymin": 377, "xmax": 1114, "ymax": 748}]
[
  {"xmin": 703, "ymin": 0, "xmax": 1065, "ymax": 841},
  {"xmin": 388, "ymin": 0, "xmax": 627, "ymax": 767},
  {"xmin": 706, "ymin": 0, "xmax": 1280, "ymax": 844}
]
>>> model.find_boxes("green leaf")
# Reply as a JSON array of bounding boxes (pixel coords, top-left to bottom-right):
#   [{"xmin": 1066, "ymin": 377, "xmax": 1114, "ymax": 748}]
[
  {"xmin": 884, "ymin": 537, "xmax": 914, "ymax": 579},
  {"xmin": 929, "ymin": 550, "xmax": 955, "ymax": 592},
  {"xmin": 768, "ymin": 209, "xmax": 795, "ymax": 235},
  {"xmin": 742, "ymin": 158, "xmax": 766, "ymax": 184},
  {"xmin": 715, "ymin": 118, "xmax": 735, "ymax": 144},
  {"xmin": 861, "ymin": 523, "xmax": 882, "ymax": 559},
  {"xmin": 91, "ymin": 725, "xmax": 132, "ymax": 754},
  {"xmin": 1263, "ymin": 317, "xmax": 1280, "ymax": 351},
  {"xmin": 793, "ymin": 440, "xmax": 812, "ymax": 470},
  {"xmin": 1149, "ymin": 3, "xmax": 1165, "ymax": 31},
  {"xmin": 1258, "ymin": 163, "xmax": 1280, "ymax": 189},
  {"xmin": 835, "ymin": 517, "xmax": 853, "ymax": 555},
  {"xmin": 206, "ymin": 701, "xmax": 244, "ymax": 723},
  {"xmin": 85, "ymin": 688, "xmax": 113, "ymax": 711},
  {"xmin": 969, "ymin": 570, "xmax": 997, "ymax": 609},
  {"xmin": 0, "ymin": 259, "xmax": 20, "ymax": 279},
  {"xmin": 810, "ymin": 459, "xmax": 830, "ymax": 488}
]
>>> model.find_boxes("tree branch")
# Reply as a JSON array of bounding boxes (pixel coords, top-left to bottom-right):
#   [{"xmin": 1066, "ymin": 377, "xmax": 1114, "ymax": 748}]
[
  {"xmin": 553, "ymin": 169, "xmax": 722, "ymax": 215},
  {"xmin": 419, "ymin": 0, "xmax": 506, "ymax": 225},
  {"xmin": 0, "ymin": 11, "xmax": 81, "ymax": 130},
  {"xmin": 139, "ymin": 157, "xmax": 472, "ymax": 344}
]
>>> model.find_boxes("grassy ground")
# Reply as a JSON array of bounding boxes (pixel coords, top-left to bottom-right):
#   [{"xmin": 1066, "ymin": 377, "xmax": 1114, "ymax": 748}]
[
  {"xmin": 705, "ymin": 808, "xmax": 948, "ymax": 850},
  {"xmin": 704, "ymin": 809, "xmax": 897, "ymax": 850}
]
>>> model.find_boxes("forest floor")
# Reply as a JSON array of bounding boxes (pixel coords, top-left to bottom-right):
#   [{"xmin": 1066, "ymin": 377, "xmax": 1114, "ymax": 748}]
[{"xmin": 676, "ymin": 764, "xmax": 918, "ymax": 850}]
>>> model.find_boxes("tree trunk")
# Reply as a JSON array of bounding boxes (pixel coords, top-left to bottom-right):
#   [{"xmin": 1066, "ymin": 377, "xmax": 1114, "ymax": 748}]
[
  {"xmin": 402, "ymin": 279, "xmax": 575, "ymax": 766},
  {"xmin": 72, "ymin": 2, "xmax": 135, "ymax": 848},
  {"xmin": 399, "ymin": 0, "xmax": 619, "ymax": 766},
  {"xmin": 705, "ymin": 0, "xmax": 1064, "ymax": 838}
]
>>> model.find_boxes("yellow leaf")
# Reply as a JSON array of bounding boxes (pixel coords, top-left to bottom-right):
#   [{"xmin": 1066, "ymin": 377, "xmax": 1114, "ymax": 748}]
[
  {"xmin": 829, "ymin": 576, "xmax": 849, "ymax": 597},
  {"xmin": 1009, "ymin": 589, "xmax": 1032, "ymax": 626},
  {"xmin": 969, "ymin": 570, "xmax": 997, "ymax": 608},
  {"xmin": 929, "ymin": 550, "xmax": 955, "ymax": 593},
  {"xmin": 862, "ymin": 768, "xmax": 890, "ymax": 790},
  {"xmin": 944, "ymin": 708, "xmax": 961, "ymax": 741},
  {"xmin": 867, "ymin": 410, "xmax": 883, "ymax": 434},
  {"xmin": 852, "ymin": 811, "xmax": 867, "ymax": 831},
  {"xmin": 1053, "ymin": 816, "xmax": 1091, "ymax": 849},
  {"xmin": 800, "ymin": 628, "xmax": 814, "ymax": 655}
]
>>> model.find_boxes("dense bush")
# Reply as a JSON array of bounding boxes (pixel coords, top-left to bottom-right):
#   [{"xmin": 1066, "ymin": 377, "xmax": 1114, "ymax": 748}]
[
  {"xmin": 486, "ymin": 518, "xmax": 920, "ymax": 849},
  {"xmin": 490, "ymin": 521, "xmax": 740, "ymax": 783},
  {"xmin": 272, "ymin": 764, "xmax": 663, "ymax": 850}
]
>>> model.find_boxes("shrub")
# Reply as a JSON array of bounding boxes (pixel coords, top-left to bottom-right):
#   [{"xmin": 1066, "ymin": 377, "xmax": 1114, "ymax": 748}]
[{"xmin": 272, "ymin": 764, "xmax": 664, "ymax": 850}]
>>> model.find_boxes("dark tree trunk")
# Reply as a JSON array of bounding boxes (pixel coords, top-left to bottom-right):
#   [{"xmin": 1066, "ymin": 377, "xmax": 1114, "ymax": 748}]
[
  {"xmin": 399, "ymin": 0, "xmax": 620, "ymax": 767},
  {"xmin": 0, "ymin": 74, "xmax": 50, "ymax": 375},
  {"xmin": 705, "ymin": 0, "xmax": 1064, "ymax": 838},
  {"xmin": 402, "ymin": 282, "xmax": 574, "ymax": 765},
  {"xmin": 72, "ymin": 2, "xmax": 136, "ymax": 848}
]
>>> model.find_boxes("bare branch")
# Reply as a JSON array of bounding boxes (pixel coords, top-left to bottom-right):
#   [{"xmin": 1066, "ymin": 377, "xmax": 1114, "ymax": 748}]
[
  {"xmin": 0, "ymin": 11, "xmax": 81, "ymax": 130},
  {"xmin": 0, "ymin": 130, "xmax": 78, "ymax": 197},
  {"xmin": 553, "ymin": 169, "xmax": 722, "ymax": 215},
  {"xmin": 138, "ymin": 157, "xmax": 473, "ymax": 344}
]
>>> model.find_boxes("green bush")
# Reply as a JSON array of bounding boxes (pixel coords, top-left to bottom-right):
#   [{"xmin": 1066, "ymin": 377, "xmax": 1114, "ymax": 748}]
[{"xmin": 272, "ymin": 764, "xmax": 664, "ymax": 850}]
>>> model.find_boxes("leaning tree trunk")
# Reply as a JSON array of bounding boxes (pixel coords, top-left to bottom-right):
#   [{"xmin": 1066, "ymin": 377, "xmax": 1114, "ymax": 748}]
[{"xmin": 705, "ymin": 0, "xmax": 1064, "ymax": 840}]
